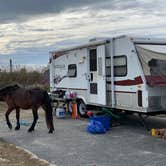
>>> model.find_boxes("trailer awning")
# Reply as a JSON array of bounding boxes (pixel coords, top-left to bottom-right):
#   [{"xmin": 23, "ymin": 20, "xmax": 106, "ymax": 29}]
[
  {"xmin": 50, "ymin": 39, "xmax": 110, "ymax": 59},
  {"xmin": 136, "ymin": 44, "xmax": 166, "ymax": 86}
]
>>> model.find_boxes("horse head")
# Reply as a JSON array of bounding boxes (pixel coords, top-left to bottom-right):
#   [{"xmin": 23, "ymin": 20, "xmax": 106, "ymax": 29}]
[{"xmin": 0, "ymin": 84, "xmax": 20, "ymax": 100}]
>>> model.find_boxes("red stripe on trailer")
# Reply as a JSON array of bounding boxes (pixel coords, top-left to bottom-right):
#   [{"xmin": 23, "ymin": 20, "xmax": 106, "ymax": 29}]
[{"xmin": 115, "ymin": 76, "xmax": 143, "ymax": 86}]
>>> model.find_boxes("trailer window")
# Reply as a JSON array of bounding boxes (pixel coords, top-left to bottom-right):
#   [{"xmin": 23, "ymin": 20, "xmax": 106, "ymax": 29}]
[
  {"xmin": 68, "ymin": 64, "xmax": 77, "ymax": 77},
  {"xmin": 89, "ymin": 49, "xmax": 97, "ymax": 71},
  {"xmin": 114, "ymin": 56, "xmax": 127, "ymax": 77},
  {"xmin": 105, "ymin": 56, "xmax": 127, "ymax": 77}
]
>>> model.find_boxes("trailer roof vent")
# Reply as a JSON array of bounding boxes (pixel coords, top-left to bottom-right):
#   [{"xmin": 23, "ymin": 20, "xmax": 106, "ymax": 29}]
[
  {"xmin": 89, "ymin": 38, "xmax": 97, "ymax": 42},
  {"xmin": 89, "ymin": 37, "xmax": 109, "ymax": 43}
]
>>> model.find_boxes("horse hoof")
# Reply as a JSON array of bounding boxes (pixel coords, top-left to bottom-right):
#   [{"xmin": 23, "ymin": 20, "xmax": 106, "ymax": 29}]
[
  {"xmin": 48, "ymin": 130, "xmax": 54, "ymax": 134},
  {"xmin": 28, "ymin": 128, "xmax": 34, "ymax": 132},
  {"xmin": 15, "ymin": 126, "xmax": 20, "ymax": 130},
  {"xmin": 7, "ymin": 123, "xmax": 12, "ymax": 130}
]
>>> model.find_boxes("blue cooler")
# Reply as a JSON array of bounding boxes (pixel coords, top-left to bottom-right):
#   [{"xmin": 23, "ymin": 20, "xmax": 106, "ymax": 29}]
[{"xmin": 56, "ymin": 107, "xmax": 65, "ymax": 118}]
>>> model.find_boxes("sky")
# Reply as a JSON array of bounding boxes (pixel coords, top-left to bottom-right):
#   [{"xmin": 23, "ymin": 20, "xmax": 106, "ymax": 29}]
[{"xmin": 0, "ymin": 0, "xmax": 166, "ymax": 68}]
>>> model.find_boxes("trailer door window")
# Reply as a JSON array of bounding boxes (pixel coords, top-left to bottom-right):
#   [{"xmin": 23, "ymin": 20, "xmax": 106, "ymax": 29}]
[
  {"xmin": 68, "ymin": 64, "xmax": 77, "ymax": 77},
  {"xmin": 114, "ymin": 56, "xmax": 127, "ymax": 77},
  {"xmin": 89, "ymin": 49, "xmax": 97, "ymax": 71}
]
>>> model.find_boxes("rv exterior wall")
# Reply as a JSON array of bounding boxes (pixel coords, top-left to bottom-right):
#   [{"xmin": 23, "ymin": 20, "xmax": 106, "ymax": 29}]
[
  {"xmin": 53, "ymin": 49, "xmax": 88, "ymax": 90},
  {"xmin": 49, "ymin": 56, "xmax": 55, "ymax": 92},
  {"xmin": 111, "ymin": 37, "xmax": 147, "ymax": 112},
  {"xmin": 49, "ymin": 36, "xmax": 166, "ymax": 113}
]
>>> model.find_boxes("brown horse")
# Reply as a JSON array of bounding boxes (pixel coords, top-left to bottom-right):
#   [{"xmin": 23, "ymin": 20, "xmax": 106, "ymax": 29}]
[{"xmin": 0, "ymin": 84, "xmax": 54, "ymax": 133}]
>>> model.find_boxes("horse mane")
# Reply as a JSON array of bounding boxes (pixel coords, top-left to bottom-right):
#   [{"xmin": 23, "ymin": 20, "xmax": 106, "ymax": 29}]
[{"xmin": 0, "ymin": 84, "xmax": 21, "ymax": 96}]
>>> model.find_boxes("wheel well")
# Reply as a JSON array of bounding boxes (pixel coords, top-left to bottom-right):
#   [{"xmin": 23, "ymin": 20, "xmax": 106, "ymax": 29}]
[{"xmin": 76, "ymin": 98, "xmax": 86, "ymax": 104}]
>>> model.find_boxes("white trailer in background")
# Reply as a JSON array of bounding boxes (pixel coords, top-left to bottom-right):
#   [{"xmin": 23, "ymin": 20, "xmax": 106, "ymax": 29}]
[{"xmin": 49, "ymin": 35, "xmax": 166, "ymax": 117}]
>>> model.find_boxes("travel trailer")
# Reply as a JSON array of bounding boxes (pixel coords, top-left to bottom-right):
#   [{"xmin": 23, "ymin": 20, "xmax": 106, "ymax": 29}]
[{"xmin": 49, "ymin": 35, "xmax": 166, "ymax": 117}]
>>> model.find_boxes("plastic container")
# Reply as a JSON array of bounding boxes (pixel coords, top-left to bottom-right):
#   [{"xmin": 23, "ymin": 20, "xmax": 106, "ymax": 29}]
[
  {"xmin": 71, "ymin": 102, "xmax": 78, "ymax": 119},
  {"xmin": 90, "ymin": 115, "xmax": 111, "ymax": 130},
  {"xmin": 56, "ymin": 107, "xmax": 65, "ymax": 118},
  {"xmin": 87, "ymin": 120, "xmax": 106, "ymax": 134}
]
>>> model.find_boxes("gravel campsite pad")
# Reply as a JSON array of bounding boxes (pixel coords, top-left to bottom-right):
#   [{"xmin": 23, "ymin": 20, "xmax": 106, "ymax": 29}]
[{"xmin": 1, "ymin": 102, "xmax": 166, "ymax": 166}]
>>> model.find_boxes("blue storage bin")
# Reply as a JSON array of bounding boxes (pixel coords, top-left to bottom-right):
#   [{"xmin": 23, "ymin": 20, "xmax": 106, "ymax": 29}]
[{"xmin": 90, "ymin": 115, "xmax": 111, "ymax": 130}]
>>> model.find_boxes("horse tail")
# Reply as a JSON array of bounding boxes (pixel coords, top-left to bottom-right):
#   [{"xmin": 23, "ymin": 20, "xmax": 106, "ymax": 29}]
[{"xmin": 43, "ymin": 91, "xmax": 54, "ymax": 132}]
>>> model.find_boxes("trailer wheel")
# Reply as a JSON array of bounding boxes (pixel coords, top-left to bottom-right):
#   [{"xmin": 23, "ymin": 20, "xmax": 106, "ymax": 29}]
[{"xmin": 77, "ymin": 100, "xmax": 88, "ymax": 118}]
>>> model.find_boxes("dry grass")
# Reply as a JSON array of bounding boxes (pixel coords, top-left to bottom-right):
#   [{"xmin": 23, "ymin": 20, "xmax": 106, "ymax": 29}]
[
  {"xmin": 0, "ymin": 102, "xmax": 7, "ymax": 113},
  {"xmin": 0, "ymin": 139, "xmax": 50, "ymax": 166}
]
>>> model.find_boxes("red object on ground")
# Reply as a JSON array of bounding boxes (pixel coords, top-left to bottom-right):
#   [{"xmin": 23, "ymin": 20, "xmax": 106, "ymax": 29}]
[{"xmin": 87, "ymin": 111, "xmax": 93, "ymax": 117}]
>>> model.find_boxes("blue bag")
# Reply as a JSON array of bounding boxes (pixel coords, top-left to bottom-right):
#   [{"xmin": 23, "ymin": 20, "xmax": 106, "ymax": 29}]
[{"xmin": 87, "ymin": 120, "xmax": 106, "ymax": 134}]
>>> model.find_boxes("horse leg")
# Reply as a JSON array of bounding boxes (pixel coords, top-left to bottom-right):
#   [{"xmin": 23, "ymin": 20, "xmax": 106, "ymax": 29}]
[
  {"xmin": 15, "ymin": 108, "xmax": 20, "ymax": 130},
  {"xmin": 5, "ymin": 108, "xmax": 13, "ymax": 129},
  {"xmin": 28, "ymin": 108, "xmax": 38, "ymax": 132}
]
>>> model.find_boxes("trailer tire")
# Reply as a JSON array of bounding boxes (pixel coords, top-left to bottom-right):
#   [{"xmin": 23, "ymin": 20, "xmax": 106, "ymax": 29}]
[{"xmin": 77, "ymin": 100, "xmax": 88, "ymax": 118}]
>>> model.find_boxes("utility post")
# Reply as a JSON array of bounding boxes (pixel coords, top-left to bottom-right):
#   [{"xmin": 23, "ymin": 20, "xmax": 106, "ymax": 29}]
[{"xmin": 10, "ymin": 59, "xmax": 13, "ymax": 73}]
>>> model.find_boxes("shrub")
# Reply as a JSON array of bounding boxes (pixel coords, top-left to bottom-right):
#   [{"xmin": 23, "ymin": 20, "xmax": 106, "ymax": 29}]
[{"xmin": 0, "ymin": 68, "xmax": 49, "ymax": 90}]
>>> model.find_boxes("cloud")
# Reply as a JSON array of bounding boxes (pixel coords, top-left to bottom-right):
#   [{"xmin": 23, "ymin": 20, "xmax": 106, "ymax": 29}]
[
  {"xmin": 0, "ymin": 0, "xmax": 166, "ymax": 67},
  {"xmin": 0, "ymin": 0, "xmax": 105, "ymax": 23},
  {"xmin": 1, "ymin": 0, "xmax": 166, "ymax": 24}
]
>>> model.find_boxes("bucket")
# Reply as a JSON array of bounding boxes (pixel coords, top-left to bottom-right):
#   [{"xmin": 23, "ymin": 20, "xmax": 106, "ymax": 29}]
[
  {"xmin": 56, "ymin": 107, "xmax": 65, "ymax": 118},
  {"xmin": 90, "ymin": 115, "xmax": 111, "ymax": 130}
]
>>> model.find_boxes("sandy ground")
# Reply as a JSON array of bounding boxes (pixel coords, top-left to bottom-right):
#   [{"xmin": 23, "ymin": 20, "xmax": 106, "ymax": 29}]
[{"xmin": 0, "ymin": 102, "xmax": 51, "ymax": 166}]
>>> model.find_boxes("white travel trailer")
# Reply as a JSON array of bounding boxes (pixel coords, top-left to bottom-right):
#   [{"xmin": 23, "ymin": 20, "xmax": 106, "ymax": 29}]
[{"xmin": 49, "ymin": 35, "xmax": 166, "ymax": 117}]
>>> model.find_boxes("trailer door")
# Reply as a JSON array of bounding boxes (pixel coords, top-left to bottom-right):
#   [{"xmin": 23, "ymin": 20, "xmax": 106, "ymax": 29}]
[{"xmin": 88, "ymin": 45, "xmax": 106, "ymax": 105}]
